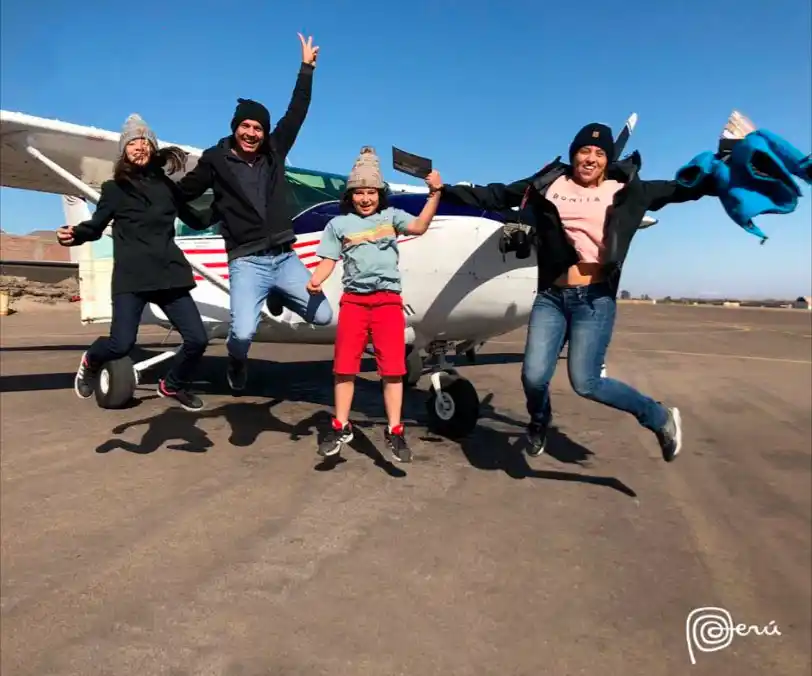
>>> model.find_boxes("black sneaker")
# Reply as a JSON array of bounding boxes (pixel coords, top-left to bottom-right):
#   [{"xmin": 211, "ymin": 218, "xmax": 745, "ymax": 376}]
[
  {"xmin": 525, "ymin": 423, "xmax": 547, "ymax": 457},
  {"xmin": 157, "ymin": 379, "xmax": 204, "ymax": 411},
  {"xmin": 385, "ymin": 424, "xmax": 412, "ymax": 463},
  {"xmin": 227, "ymin": 356, "xmax": 247, "ymax": 391},
  {"xmin": 74, "ymin": 351, "xmax": 98, "ymax": 399},
  {"xmin": 318, "ymin": 418, "xmax": 353, "ymax": 457},
  {"xmin": 656, "ymin": 407, "xmax": 682, "ymax": 462},
  {"xmin": 266, "ymin": 293, "xmax": 284, "ymax": 317}
]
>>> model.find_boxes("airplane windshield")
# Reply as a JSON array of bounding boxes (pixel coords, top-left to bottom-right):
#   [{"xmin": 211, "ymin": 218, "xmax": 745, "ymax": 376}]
[{"xmin": 175, "ymin": 166, "xmax": 348, "ymax": 238}]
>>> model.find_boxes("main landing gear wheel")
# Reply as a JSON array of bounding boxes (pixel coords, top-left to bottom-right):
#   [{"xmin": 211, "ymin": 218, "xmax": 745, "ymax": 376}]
[
  {"xmin": 95, "ymin": 356, "xmax": 137, "ymax": 409},
  {"xmin": 425, "ymin": 372, "xmax": 480, "ymax": 439}
]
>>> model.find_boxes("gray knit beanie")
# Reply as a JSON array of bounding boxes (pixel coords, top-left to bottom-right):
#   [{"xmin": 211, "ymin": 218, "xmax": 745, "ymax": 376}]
[
  {"xmin": 119, "ymin": 113, "xmax": 158, "ymax": 156},
  {"xmin": 346, "ymin": 146, "xmax": 384, "ymax": 190}
]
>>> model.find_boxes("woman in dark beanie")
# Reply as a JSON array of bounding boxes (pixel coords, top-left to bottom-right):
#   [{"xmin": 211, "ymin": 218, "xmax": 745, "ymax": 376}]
[
  {"xmin": 440, "ymin": 121, "xmax": 717, "ymax": 462},
  {"xmin": 56, "ymin": 113, "xmax": 210, "ymax": 411}
]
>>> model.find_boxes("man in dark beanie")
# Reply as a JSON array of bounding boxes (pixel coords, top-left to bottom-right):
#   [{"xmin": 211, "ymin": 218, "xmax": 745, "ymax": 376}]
[
  {"xmin": 176, "ymin": 33, "xmax": 332, "ymax": 392},
  {"xmin": 438, "ymin": 118, "xmax": 721, "ymax": 465}
]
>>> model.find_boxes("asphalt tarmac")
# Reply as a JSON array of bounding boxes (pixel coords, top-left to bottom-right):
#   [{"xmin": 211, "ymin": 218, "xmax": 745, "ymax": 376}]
[{"xmin": 1, "ymin": 302, "xmax": 810, "ymax": 676}]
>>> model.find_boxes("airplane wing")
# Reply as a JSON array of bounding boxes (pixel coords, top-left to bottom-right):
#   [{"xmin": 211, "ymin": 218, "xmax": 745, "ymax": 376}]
[{"xmin": 0, "ymin": 110, "xmax": 204, "ymax": 197}]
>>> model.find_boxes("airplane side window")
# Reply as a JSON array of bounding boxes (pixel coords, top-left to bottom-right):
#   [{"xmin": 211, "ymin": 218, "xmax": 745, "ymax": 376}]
[
  {"xmin": 285, "ymin": 169, "xmax": 347, "ymax": 214},
  {"xmin": 175, "ymin": 219, "xmax": 221, "ymax": 238},
  {"xmin": 175, "ymin": 190, "xmax": 221, "ymax": 238}
]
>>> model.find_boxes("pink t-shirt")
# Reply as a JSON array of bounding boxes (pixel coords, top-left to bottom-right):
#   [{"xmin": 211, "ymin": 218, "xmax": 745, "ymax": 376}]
[{"xmin": 546, "ymin": 175, "xmax": 624, "ymax": 263}]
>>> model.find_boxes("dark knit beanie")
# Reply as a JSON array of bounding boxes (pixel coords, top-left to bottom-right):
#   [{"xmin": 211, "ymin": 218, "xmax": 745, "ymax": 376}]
[
  {"xmin": 569, "ymin": 122, "xmax": 615, "ymax": 162},
  {"xmin": 230, "ymin": 98, "xmax": 271, "ymax": 133}
]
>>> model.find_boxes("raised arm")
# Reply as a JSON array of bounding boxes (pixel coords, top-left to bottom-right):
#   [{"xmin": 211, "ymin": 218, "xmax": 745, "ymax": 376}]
[
  {"xmin": 641, "ymin": 151, "xmax": 721, "ymax": 212},
  {"xmin": 57, "ymin": 181, "xmax": 118, "ymax": 246},
  {"xmin": 641, "ymin": 175, "xmax": 718, "ymax": 212},
  {"xmin": 270, "ymin": 34, "xmax": 318, "ymax": 159},
  {"xmin": 440, "ymin": 175, "xmax": 533, "ymax": 212},
  {"xmin": 391, "ymin": 170, "xmax": 444, "ymax": 235}
]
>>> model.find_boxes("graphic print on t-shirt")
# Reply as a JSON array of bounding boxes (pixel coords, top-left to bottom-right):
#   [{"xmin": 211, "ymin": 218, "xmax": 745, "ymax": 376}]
[{"xmin": 546, "ymin": 175, "xmax": 624, "ymax": 263}]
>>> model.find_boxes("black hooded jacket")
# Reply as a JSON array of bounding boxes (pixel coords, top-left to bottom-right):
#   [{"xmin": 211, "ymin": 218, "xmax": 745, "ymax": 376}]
[
  {"xmin": 440, "ymin": 151, "xmax": 717, "ymax": 295},
  {"xmin": 174, "ymin": 63, "xmax": 314, "ymax": 261}
]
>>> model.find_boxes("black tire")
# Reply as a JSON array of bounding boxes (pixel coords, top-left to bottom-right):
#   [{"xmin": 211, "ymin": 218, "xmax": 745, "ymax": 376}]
[
  {"xmin": 94, "ymin": 356, "xmax": 137, "ymax": 409},
  {"xmin": 403, "ymin": 346, "xmax": 423, "ymax": 387},
  {"xmin": 425, "ymin": 377, "xmax": 480, "ymax": 439}
]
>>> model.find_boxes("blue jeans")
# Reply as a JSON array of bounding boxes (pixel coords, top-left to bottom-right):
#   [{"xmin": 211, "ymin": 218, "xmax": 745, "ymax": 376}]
[
  {"xmin": 521, "ymin": 282, "xmax": 668, "ymax": 432},
  {"xmin": 227, "ymin": 250, "xmax": 333, "ymax": 361}
]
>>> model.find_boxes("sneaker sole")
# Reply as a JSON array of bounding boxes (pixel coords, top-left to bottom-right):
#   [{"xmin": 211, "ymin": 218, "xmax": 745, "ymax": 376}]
[
  {"xmin": 157, "ymin": 386, "xmax": 204, "ymax": 412},
  {"xmin": 226, "ymin": 356, "xmax": 248, "ymax": 392},
  {"xmin": 667, "ymin": 408, "xmax": 682, "ymax": 462},
  {"xmin": 525, "ymin": 433, "xmax": 546, "ymax": 457},
  {"xmin": 74, "ymin": 378, "xmax": 92, "ymax": 399},
  {"xmin": 386, "ymin": 440, "xmax": 412, "ymax": 463},
  {"xmin": 74, "ymin": 352, "xmax": 93, "ymax": 399},
  {"xmin": 227, "ymin": 375, "xmax": 246, "ymax": 392},
  {"xmin": 318, "ymin": 432, "xmax": 353, "ymax": 457}
]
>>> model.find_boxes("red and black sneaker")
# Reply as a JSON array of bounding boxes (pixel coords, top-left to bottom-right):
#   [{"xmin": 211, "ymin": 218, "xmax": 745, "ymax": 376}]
[
  {"xmin": 384, "ymin": 423, "xmax": 411, "ymax": 463},
  {"xmin": 157, "ymin": 378, "xmax": 204, "ymax": 412},
  {"xmin": 318, "ymin": 418, "xmax": 353, "ymax": 458},
  {"xmin": 74, "ymin": 351, "xmax": 98, "ymax": 399}
]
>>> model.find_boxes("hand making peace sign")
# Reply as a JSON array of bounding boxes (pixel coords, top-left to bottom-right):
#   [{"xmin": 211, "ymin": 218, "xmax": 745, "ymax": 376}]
[{"xmin": 298, "ymin": 33, "xmax": 319, "ymax": 67}]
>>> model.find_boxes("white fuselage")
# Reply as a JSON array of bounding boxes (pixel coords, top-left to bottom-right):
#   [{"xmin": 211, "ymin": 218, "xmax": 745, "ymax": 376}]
[{"xmin": 142, "ymin": 213, "xmax": 538, "ymax": 348}]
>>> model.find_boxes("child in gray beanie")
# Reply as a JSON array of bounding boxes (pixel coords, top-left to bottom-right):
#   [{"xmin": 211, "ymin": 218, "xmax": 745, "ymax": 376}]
[{"xmin": 307, "ymin": 146, "xmax": 444, "ymax": 463}]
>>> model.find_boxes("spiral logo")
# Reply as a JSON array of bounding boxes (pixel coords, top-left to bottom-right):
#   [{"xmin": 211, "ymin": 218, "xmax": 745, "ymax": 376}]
[{"xmin": 686, "ymin": 607, "xmax": 734, "ymax": 665}]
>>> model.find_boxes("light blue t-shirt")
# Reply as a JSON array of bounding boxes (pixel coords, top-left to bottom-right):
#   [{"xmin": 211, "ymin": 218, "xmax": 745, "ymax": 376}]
[{"xmin": 316, "ymin": 206, "xmax": 414, "ymax": 294}]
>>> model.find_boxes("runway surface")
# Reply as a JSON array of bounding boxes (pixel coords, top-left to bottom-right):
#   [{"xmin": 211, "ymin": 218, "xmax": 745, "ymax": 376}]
[{"xmin": 1, "ymin": 303, "xmax": 810, "ymax": 676}]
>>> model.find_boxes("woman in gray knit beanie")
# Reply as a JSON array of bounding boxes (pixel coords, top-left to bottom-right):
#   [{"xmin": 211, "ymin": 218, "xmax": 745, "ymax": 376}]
[
  {"xmin": 114, "ymin": 113, "xmax": 188, "ymax": 180},
  {"xmin": 56, "ymin": 112, "xmax": 211, "ymax": 413}
]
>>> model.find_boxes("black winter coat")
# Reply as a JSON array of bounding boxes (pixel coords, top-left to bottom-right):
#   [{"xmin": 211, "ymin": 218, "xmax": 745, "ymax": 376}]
[
  {"xmin": 440, "ymin": 151, "xmax": 718, "ymax": 296},
  {"xmin": 69, "ymin": 167, "xmax": 209, "ymax": 296},
  {"xmin": 175, "ymin": 63, "xmax": 314, "ymax": 261}
]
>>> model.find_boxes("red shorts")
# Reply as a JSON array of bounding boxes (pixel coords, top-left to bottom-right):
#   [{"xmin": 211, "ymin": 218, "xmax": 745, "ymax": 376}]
[{"xmin": 333, "ymin": 291, "xmax": 406, "ymax": 377}]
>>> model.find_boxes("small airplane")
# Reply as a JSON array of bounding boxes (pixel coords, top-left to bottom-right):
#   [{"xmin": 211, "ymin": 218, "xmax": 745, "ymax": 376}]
[{"xmin": 0, "ymin": 109, "xmax": 655, "ymax": 438}]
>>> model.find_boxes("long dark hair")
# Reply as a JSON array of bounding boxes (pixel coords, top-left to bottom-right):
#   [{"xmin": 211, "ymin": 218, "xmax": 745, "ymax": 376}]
[
  {"xmin": 339, "ymin": 187, "xmax": 389, "ymax": 215},
  {"xmin": 113, "ymin": 143, "xmax": 188, "ymax": 184}
]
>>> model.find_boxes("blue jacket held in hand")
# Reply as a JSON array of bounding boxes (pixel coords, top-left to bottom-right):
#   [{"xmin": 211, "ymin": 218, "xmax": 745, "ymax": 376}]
[{"xmin": 675, "ymin": 128, "xmax": 811, "ymax": 243}]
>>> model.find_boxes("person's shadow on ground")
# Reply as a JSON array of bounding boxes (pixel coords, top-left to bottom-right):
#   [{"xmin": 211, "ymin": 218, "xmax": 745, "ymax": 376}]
[
  {"xmin": 95, "ymin": 398, "xmax": 318, "ymax": 455},
  {"xmin": 95, "ymin": 395, "xmax": 409, "ymax": 479},
  {"xmin": 449, "ymin": 393, "xmax": 637, "ymax": 498},
  {"xmin": 96, "ymin": 356, "xmax": 634, "ymax": 494}
]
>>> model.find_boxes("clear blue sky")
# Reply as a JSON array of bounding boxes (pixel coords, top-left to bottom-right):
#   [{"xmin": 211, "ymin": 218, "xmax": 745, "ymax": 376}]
[{"xmin": 1, "ymin": 0, "xmax": 810, "ymax": 299}]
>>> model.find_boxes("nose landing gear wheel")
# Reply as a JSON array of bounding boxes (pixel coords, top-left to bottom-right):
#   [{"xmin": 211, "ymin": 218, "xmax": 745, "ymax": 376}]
[
  {"xmin": 425, "ymin": 375, "xmax": 480, "ymax": 439},
  {"xmin": 95, "ymin": 356, "xmax": 137, "ymax": 409}
]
